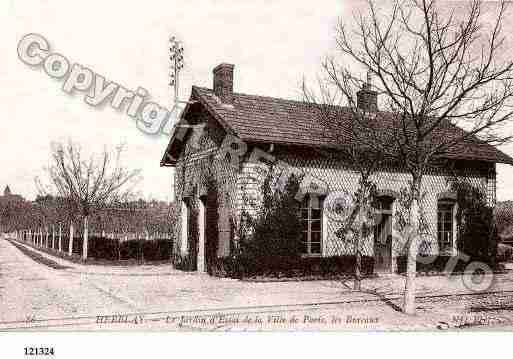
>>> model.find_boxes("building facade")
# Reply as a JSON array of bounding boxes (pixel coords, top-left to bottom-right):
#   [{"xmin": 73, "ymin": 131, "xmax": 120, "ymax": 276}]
[{"xmin": 161, "ymin": 64, "xmax": 512, "ymax": 275}]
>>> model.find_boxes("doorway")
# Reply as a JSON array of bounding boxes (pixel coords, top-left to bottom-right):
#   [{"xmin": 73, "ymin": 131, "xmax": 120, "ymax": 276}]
[
  {"xmin": 373, "ymin": 196, "xmax": 393, "ymax": 273},
  {"xmin": 197, "ymin": 198, "xmax": 207, "ymax": 273}
]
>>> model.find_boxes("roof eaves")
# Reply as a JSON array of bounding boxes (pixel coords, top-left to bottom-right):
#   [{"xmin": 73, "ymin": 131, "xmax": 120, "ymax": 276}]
[
  {"xmin": 159, "ymin": 96, "xmax": 195, "ymax": 167},
  {"xmin": 191, "ymin": 86, "xmax": 238, "ymax": 137},
  {"xmin": 160, "ymin": 87, "xmax": 240, "ymax": 167}
]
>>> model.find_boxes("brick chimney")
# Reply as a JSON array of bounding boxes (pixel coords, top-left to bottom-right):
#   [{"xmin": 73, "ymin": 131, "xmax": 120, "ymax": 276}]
[
  {"xmin": 213, "ymin": 63, "xmax": 234, "ymax": 103},
  {"xmin": 357, "ymin": 72, "xmax": 377, "ymax": 112}
]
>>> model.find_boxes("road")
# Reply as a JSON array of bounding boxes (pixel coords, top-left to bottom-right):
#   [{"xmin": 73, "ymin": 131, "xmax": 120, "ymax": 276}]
[{"xmin": 2, "ymin": 238, "xmax": 513, "ymax": 331}]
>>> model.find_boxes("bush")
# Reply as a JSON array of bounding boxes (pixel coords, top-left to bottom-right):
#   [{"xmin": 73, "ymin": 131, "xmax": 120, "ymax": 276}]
[
  {"xmin": 172, "ymin": 253, "xmax": 195, "ymax": 271},
  {"xmin": 216, "ymin": 255, "xmax": 375, "ymax": 279},
  {"xmin": 237, "ymin": 172, "xmax": 303, "ymax": 275},
  {"xmin": 497, "ymin": 243, "xmax": 513, "ymax": 262},
  {"xmin": 450, "ymin": 180, "xmax": 498, "ymax": 263},
  {"xmin": 88, "ymin": 236, "xmax": 119, "ymax": 259},
  {"xmin": 86, "ymin": 236, "xmax": 173, "ymax": 261}
]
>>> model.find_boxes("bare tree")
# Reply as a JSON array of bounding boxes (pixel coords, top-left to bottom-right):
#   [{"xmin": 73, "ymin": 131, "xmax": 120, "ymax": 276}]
[
  {"xmin": 303, "ymin": 76, "xmax": 390, "ymax": 290},
  {"xmin": 36, "ymin": 140, "xmax": 141, "ymax": 260},
  {"xmin": 317, "ymin": 0, "xmax": 513, "ymax": 313}
]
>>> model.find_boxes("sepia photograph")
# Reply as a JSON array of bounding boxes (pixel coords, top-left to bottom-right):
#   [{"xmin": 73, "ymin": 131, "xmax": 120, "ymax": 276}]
[{"xmin": 2, "ymin": 0, "xmax": 513, "ymax": 356}]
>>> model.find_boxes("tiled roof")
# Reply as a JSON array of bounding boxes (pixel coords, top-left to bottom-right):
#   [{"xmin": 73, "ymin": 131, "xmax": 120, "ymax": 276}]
[{"xmin": 162, "ymin": 86, "xmax": 513, "ymax": 165}]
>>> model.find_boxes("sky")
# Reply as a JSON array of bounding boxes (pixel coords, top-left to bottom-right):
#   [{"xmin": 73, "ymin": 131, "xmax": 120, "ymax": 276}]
[{"xmin": 2, "ymin": 0, "xmax": 513, "ymax": 202}]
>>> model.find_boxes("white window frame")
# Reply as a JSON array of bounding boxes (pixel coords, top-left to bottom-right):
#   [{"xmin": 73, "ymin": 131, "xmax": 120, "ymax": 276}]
[
  {"xmin": 437, "ymin": 200, "xmax": 457, "ymax": 256},
  {"xmin": 300, "ymin": 194, "xmax": 323, "ymax": 256}
]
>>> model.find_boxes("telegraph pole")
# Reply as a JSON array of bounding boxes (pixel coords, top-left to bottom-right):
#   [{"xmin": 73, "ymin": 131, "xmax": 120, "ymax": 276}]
[{"xmin": 169, "ymin": 36, "xmax": 184, "ymax": 105}]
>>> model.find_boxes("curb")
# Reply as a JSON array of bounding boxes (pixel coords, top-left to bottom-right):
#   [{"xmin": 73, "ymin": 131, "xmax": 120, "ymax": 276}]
[{"xmin": 7, "ymin": 238, "xmax": 181, "ymax": 277}]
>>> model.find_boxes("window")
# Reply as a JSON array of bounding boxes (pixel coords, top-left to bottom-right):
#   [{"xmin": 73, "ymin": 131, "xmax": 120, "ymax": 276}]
[
  {"xmin": 301, "ymin": 195, "xmax": 323, "ymax": 255},
  {"xmin": 437, "ymin": 201, "xmax": 455, "ymax": 254}
]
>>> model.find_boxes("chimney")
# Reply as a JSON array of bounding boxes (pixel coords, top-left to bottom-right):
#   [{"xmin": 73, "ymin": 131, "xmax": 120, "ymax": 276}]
[
  {"xmin": 213, "ymin": 63, "xmax": 234, "ymax": 103},
  {"xmin": 357, "ymin": 72, "xmax": 378, "ymax": 112}
]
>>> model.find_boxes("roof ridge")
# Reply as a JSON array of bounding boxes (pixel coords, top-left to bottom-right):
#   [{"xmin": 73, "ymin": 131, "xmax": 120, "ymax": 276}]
[
  {"xmin": 185, "ymin": 86, "xmax": 513, "ymax": 166},
  {"xmin": 192, "ymin": 85, "xmax": 352, "ymax": 111}
]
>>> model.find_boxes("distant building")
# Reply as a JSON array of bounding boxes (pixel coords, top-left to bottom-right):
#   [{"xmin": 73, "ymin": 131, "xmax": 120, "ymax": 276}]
[
  {"xmin": 0, "ymin": 185, "xmax": 26, "ymax": 233},
  {"xmin": 0, "ymin": 185, "xmax": 24, "ymax": 203}
]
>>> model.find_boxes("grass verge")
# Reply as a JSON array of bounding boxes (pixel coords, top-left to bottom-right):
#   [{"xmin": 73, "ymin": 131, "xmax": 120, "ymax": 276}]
[{"xmin": 8, "ymin": 239, "xmax": 71, "ymax": 270}]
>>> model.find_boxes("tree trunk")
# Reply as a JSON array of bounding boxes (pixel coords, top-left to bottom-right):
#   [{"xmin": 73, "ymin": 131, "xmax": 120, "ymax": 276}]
[
  {"xmin": 52, "ymin": 225, "xmax": 55, "ymax": 249},
  {"xmin": 403, "ymin": 176, "xmax": 422, "ymax": 315},
  {"xmin": 58, "ymin": 223, "xmax": 62, "ymax": 252},
  {"xmin": 82, "ymin": 216, "xmax": 89, "ymax": 260},
  {"xmin": 69, "ymin": 221, "xmax": 74, "ymax": 256},
  {"xmin": 354, "ymin": 237, "xmax": 362, "ymax": 291},
  {"xmin": 354, "ymin": 207, "xmax": 364, "ymax": 291}
]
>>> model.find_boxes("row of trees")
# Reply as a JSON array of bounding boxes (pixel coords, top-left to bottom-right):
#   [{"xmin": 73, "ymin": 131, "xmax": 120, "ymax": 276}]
[
  {"xmin": 36, "ymin": 141, "xmax": 142, "ymax": 259},
  {"xmin": 1, "ymin": 140, "xmax": 176, "ymax": 260}
]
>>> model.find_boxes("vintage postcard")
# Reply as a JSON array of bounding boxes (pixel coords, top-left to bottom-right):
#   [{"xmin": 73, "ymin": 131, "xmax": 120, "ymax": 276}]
[{"xmin": 2, "ymin": 0, "xmax": 513, "ymax": 352}]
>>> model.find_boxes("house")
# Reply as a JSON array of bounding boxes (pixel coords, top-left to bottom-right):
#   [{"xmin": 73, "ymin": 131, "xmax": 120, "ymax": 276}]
[{"xmin": 161, "ymin": 63, "xmax": 513, "ymax": 275}]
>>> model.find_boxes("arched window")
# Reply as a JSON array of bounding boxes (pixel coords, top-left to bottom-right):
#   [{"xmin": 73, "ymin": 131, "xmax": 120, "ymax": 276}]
[{"xmin": 301, "ymin": 194, "xmax": 323, "ymax": 255}]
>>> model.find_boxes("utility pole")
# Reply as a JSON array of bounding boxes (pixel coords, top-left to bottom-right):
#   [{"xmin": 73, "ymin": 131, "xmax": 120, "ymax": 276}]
[{"xmin": 169, "ymin": 36, "xmax": 184, "ymax": 105}]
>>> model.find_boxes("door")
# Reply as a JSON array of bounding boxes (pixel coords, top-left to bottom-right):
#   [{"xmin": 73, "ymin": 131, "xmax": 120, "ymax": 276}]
[
  {"xmin": 374, "ymin": 212, "xmax": 392, "ymax": 272},
  {"xmin": 205, "ymin": 188, "xmax": 219, "ymax": 274}
]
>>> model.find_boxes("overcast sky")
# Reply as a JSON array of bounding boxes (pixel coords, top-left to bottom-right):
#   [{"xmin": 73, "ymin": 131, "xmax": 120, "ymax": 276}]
[{"xmin": 3, "ymin": 0, "xmax": 513, "ymax": 202}]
